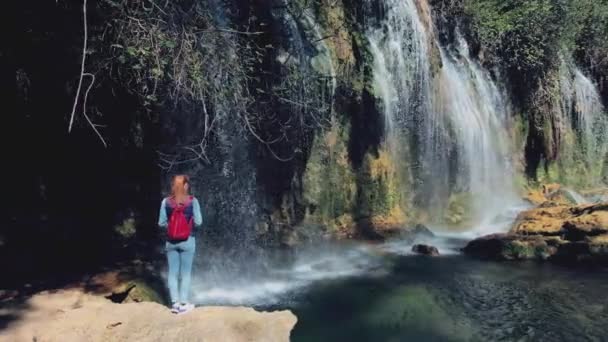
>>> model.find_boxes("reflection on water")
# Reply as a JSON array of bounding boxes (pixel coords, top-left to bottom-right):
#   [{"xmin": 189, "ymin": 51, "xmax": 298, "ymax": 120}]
[
  {"xmin": 188, "ymin": 242, "xmax": 387, "ymax": 306},
  {"xmin": 290, "ymin": 256, "xmax": 608, "ymax": 342},
  {"xmin": 182, "ymin": 231, "xmax": 608, "ymax": 341},
  {"xmin": 171, "ymin": 199, "xmax": 606, "ymax": 341}
]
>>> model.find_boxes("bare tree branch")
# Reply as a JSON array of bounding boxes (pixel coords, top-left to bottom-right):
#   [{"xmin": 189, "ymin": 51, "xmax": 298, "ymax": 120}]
[
  {"xmin": 68, "ymin": 0, "xmax": 88, "ymax": 133},
  {"xmin": 82, "ymin": 73, "xmax": 107, "ymax": 147}
]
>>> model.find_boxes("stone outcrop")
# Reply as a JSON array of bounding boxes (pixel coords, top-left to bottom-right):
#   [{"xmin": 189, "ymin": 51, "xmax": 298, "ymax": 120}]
[
  {"xmin": 464, "ymin": 203, "xmax": 608, "ymax": 264},
  {"xmin": 411, "ymin": 244, "xmax": 440, "ymax": 256},
  {"xmin": 0, "ymin": 290, "xmax": 297, "ymax": 342}
]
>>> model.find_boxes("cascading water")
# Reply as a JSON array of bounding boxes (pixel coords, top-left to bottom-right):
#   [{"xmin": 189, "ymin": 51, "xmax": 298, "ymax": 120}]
[
  {"xmin": 185, "ymin": 3, "xmax": 348, "ymax": 306},
  {"xmin": 573, "ymin": 69, "xmax": 608, "ymax": 169},
  {"xmin": 366, "ymin": 0, "xmax": 518, "ymax": 230},
  {"xmin": 436, "ymin": 35, "xmax": 518, "ymax": 227},
  {"xmin": 557, "ymin": 60, "xmax": 608, "ymax": 184}
]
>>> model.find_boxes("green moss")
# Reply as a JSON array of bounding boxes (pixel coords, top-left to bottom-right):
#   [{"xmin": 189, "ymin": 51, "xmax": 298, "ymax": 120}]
[
  {"xmin": 303, "ymin": 119, "xmax": 357, "ymax": 229},
  {"xmin": 365, "ymin": 285, "xmax": 474, "ymax": 340},
  {"xmin": 537, "ymin": 126, "xmax": 608, "ymax": 189},
  {"xmin": 503, "ymin": 241, "xmax": 535, "ymax": 260},
  {"xmin": 356, "ymin": 148, "xmax": 409, "ymax": 226},
  {"xmin": 114, "ymin": 217, "xmax": 137, "ymax": 239},
  {"xmin": 123, "ymin": 279, "xmax": 166, "ymax": 304},
  {"xmin": 443, "ymin": 193, "xmax": 474, "ymax": 226}
]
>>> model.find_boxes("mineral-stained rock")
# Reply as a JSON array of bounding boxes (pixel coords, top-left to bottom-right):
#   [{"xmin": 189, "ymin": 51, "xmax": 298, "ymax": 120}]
[
  {"xmin": 563, "ymin": 208, "xmax": 608, "ymax": 240},
  {"xmin": 465, "ymin": 203, "xmax": 608, "ymax": 264},
  {"xmin": 511, "ymin": 203, "xmax": 608, "ymax": 238},
  {"xmin": 510, "ymin": 205, "xmax": 571, "ymax": 236}
]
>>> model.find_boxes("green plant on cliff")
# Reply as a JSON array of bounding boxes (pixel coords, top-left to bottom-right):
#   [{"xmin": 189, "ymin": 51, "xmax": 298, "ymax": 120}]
[
  {"xmin": 465, "ymin": 0, "xmax": 568, "ymax": 80},
  {"xmin": 356, "ymin": 149, "xmax": 407, "ymax": 227},
  {"xmin": 303, "ymin": 120, "xmax": 356, "ymax": 228},
  {"xmin": 464, "ymin": 0, "xmax": 608, "ymax": 186}
]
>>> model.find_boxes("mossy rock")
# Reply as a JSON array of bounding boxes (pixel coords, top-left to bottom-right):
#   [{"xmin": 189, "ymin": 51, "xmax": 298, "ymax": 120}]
[
  {"xmin": 119, "ymin": 278, "xmax": 166, "ymax": 304},
  {"xmin": 463, "ymin": 234, "xmax": 557, "ymax": 261},
  {"xmin": 88, "ymin": 268, "xmax": 168, "ymax": 305}
]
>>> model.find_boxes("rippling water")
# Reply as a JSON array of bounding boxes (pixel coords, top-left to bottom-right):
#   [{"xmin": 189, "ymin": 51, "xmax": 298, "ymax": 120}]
[
  {"xmin": 186, "ymin": 234, "xmax": 608, "ymax": 341},
  {"xmin": 287, "ymin": 255, "xmax": 608, "ymax": 342}
]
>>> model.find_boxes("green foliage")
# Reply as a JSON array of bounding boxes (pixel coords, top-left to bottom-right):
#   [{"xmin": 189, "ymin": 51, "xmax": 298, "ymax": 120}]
[
  {"xmin": 303, "ymin": 120, "xmax": 356, "ymax": 225},
  {"xmin": 464, "ymin": 0, "xmax": 608, "ymax": 184},
  {"xmin": 569, "ymin": 0, "xmax": 608, "ymax": 63},
  {"xmin": 503, "ymin": 241, "xmax": 534, "ymax": 260},
  {"xmin": 444, "ymin": 192, "xmax": 473, "ymax": 226},
  {"xmin": 97, "ymin": 0, "xmax": 256, "ymax": 111},
  {"xmin": 114, "ymin": 217, "xmax": 136, "ymax": 239},
  {"xmin": 465, "ymin": 0, "xmax": 567, "ymax": 78}
]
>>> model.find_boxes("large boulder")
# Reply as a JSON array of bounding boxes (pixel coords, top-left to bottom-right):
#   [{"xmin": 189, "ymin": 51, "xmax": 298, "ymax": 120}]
[
  {"xmin": 511, "ymin": 205, "xmax": 571, "ymax": 235},
  {"xmin": 562, "ymin": 205, "xmax": 608, "ymax": 240},
  {"xmin": 511, "ymin": 203, "xmax": 608, "ymax": 237},
  {"xmin": 465, "ymin": 203, "xmax": 608, "ymax": 264},
  {"xmin": 411, "ymin": 244, "xmax": 440, "ymax": 256},
  {"xmin": 463, "ymin": 234, "xmax": 560, "ymax": 261}
]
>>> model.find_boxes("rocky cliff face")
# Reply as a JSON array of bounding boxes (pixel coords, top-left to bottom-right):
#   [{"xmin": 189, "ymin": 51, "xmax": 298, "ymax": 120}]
[{"xmin": 5, "ymin": 0, "xmax": 608, "ymax": 255}]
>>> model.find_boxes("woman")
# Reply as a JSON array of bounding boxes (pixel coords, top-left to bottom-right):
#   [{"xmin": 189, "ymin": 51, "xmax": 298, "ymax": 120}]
[{"xmin": 158, "ymin": 175, "xmax": 203, "ymax": 314}]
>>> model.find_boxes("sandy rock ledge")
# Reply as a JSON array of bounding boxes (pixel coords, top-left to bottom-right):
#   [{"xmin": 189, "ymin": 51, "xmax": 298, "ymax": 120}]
[{"xmin": 0, "ymin": 289, "xmax": 297, "ymax": 342}]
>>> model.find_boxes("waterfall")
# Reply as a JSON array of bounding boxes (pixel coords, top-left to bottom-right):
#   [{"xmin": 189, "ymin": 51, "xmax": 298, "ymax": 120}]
[
  {"xmin": 558, "ymin": 60, "xmax": 608, "ymax": 184},
  {"xmin": 436, "ymin": 34, "xmax": 516, "ymax": 225},
  {"xmin": 573, "ymin": 69, "xmax": 608, "ymax": 166},
  {"xmin": 184, "ymin": 2, "xmax": 338, "ymax": 305},
  {"xmin": 366, "ymin": 0, "xmax": 517, "ymax": 227}
]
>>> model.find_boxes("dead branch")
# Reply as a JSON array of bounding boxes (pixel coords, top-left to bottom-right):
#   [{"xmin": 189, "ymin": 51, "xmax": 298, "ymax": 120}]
[{"xmin": 68, "ymin": 0, "xmax": 88, "ymax": 133}]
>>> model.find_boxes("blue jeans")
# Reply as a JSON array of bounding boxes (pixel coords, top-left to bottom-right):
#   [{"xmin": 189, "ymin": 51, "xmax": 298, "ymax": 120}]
[{"xmin": 165, "ymin": 236, "xmax": 195, "ymax": 303}]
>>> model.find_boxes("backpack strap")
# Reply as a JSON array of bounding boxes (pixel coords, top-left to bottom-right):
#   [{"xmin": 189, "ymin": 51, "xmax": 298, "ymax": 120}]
[{"xmin": 184, "ymin": 195, "xmax": 194, "ymax": 207}]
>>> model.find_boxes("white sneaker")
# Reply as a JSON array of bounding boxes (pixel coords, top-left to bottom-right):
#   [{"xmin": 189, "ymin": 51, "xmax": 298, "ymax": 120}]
[
  {"xmin": 170, "ymin": 302, "xmax": 181, "ymax": 314},
  {"xmin": 178, "ymin": 303, "xmax": 195, "ymax": 314}
]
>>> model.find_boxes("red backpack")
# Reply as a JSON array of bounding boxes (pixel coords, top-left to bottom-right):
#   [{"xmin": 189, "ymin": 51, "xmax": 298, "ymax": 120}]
[{"xmin": 167, "ymin": 196, "xmax": 194, "ymax": 241}]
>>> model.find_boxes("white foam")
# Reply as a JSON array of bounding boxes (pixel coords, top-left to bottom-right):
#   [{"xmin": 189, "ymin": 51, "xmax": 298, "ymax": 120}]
[{"xmin": 188, "ymin": 244, "xmax": 382, "ymax": 306}]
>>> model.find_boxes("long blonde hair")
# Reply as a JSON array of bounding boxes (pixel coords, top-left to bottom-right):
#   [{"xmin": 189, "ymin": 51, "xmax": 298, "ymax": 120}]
[{"xmin": 170, "ymin": 174, "xmax": 190, "ymax": 203}]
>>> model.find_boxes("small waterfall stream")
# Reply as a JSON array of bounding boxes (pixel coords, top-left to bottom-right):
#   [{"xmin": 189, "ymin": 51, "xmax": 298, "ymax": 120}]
[
  {"xmin": 436, "ymin": 34, "xmax": 517, "ymax": 226},
  {"xmin": 572, "ymin": 69, "xmax": 608, "ymax": 167},
  {"xmin": 366, "ymin": 0, "xmax": 518, "ymax": 228},
  {"xmin": 557, "ymin": 60, "xmax": 608, "ymax": 183}
]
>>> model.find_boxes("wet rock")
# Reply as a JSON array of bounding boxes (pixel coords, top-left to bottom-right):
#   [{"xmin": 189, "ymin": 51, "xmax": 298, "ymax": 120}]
[
  {"xmin": 468, "ymin": 196, "xmax": 608, "ymax": 264},
  {"xmin": 412, "ymin": 244, "xmax": 440, "ymax": 256},
  {"xmin": 464, "ymin": 232, "xmax": 608, "ymax": 264},
  {"xmin": 86, "ymin": 268, "xmax": 167, "ymax": 305},
  {"xmin": 563, "ymin": 205, "xmax": 608, "ymax": 240},
  {"xmin": 465, "ymin": 203, "xmax": 608, "ymax": 264},
  {"xmin": 463, "ymin": 234, "xmax": 557, "ymax": 261},
  {"xmin": 412, "ymin": 224, "xmax": 435, "ymax": 238},
  {"xmin": 511, "ymin": 205, "xmax": 571, "ymax": 236},
  {"xmin": 511, "ymin": 203, "xmax": 608, "ymax": 238}
]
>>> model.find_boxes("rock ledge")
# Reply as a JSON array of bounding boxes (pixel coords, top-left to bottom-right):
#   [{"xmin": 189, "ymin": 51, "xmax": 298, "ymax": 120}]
[{"xmin": 0, "ymin": 289, "xmax": 297, "ymax": 342}]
